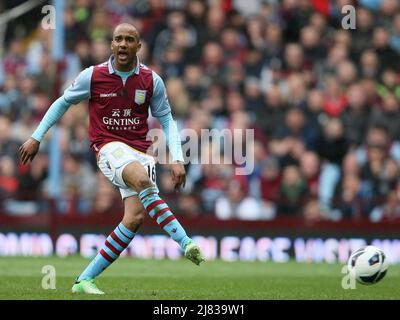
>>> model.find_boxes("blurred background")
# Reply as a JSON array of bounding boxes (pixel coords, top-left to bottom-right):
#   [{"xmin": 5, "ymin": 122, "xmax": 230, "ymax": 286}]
[{"xmin": 1, "ymin": 0, "xmax": 400, "ymax": 262}]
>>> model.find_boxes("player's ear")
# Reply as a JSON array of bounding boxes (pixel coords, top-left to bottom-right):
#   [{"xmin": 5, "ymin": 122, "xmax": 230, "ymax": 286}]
[{"xmin": 111, "ymin": 38, "xmax": 115, "ymax": 50}]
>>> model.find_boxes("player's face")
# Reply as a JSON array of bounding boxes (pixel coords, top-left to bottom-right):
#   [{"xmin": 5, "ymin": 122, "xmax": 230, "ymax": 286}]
[{"xmin": 111, "ymin": 27, "xmax": 141, "ymax": 71}]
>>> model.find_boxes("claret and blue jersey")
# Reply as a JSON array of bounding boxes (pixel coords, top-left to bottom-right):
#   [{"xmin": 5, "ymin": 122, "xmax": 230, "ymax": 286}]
[
  {"xmin": 31, "ymin": 55, "xmax": 183, "ymax": 161},
  {"xmin": 64, "ymin": 55, "xmax": 171, "ymax": 153}
]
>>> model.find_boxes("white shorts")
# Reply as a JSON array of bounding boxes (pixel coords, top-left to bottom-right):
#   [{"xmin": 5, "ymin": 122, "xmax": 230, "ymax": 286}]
[{"xmin": 97, "ymin": 141, "xmax": 158, "ymax": 199}]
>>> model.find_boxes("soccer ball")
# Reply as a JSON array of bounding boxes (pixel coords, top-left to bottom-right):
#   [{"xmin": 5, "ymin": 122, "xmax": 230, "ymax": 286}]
[{"xmin": 347, "ymin": 245, "xmax": 389, "ymax": 285}]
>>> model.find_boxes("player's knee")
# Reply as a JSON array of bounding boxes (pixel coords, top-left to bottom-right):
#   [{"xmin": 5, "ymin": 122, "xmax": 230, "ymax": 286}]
[
  {"xmin": 122, "ymin": 163, "xmax": 153, "ymax": 191},
  {"xmin": 135, "ymin": 175, "xmax": 153, "ymax": 192}
]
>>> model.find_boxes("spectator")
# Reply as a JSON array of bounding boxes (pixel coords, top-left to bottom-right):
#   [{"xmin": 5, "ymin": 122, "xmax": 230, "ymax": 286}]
[
  {"xmin": 205, "ymin": 6, "xmax": 226, "ymax": 42},
  {"xmin": 369, "ymin": 92, "xmax": 400, "ymax": 140},
  {"xmin": 322, "ymin": 76, "xmax": 347, "ymax": 117},
  {"xmin": 0, "ymin": 156, "xmax": 18, "ymax": 203},
  {"xmin": 215, "ymin": 179, "xmax": 270, "ymax": 220},
  {"xmin": 246, "ymin": 15, "xmax": 266, "ymax": 51},
  {"xmin": 315, "ymin": 43, "xmax": 348, "ymax": 85},
  {"xmin": 376, "ymin": 68, "xmax": 400, "ymax": 100},
  {"xmin": 390, "ymin": 13, "xmax": 400, "ymax": 53},
  {"xmin": 316, "ymin": 118, "xmax": 349, "ymax": 210},
  {"xmin": 300, "ymin": 151, "xmax": 320, "ymax": 197},
  {"xmin": 316, "ymin": 118, "xmax": 348, "ymax": 165},
  {"xmin": 359, "ymin": 49, "xmax": 380, "ymax": 79},
  {"xmin": 336, "ymin": 60, "xmax": 358, "ymax": 87},
  {"xmin": 303, "ymin": 198, "xmax": 324, "ymax": 224},
  {"xmin": 360, "ymin": 146, "xmax": 399, "ymax": 213},
  {"xmin": 341, "ymin": 83, "xmax": 371, "ymax": 146},
  {"xmin": 299, "ymin": 25, "xmax": 326, "ymax": 66},
  {"xmin": 278, "ymin": 165, "xmax": 308, "ymax": 216},
  {"xmin": 0, "ymin": 116, "xmax": 20, "ymax": 158},
  {"xmin": 220, "ymin": 28, "xmax": 246, "ymax": 64},
  {"xmin": 355, "ymin": 125, "xmax": 400, "ymax": 167},
  {"xmin": 277, "ymin": 107, "xmax": 319, "ymax": 150},
  {"xmin": 255, "ymin": 84, "xmax": 287, "ymax": 138},
  {"xmin": 165, "ymin": 78, "xmax": 190, "ymax": 118},
  {"xmin": 92, "ymin": 172, "xmax": 121, "ymax": 215},
  {"xmin": 202, "ymin": 42, "xmax": 225, "ymax": 82},
  {"xmin": 57, "ymin": 153, "xmax": 96, "ymax": 215},
  {"xmin": 4, "ymin": 153, "xmax": 48, "ymax": 216},
  {"xmin": 372, "ymin": 26, "xmax": 400, "ymax": 71},
  {"xmin": 333, "ymin": 173, "xmax": 364, "ymax": 220},
  {"xmin": 263, "ymin": 23, "xmax": 283, "ymax": 63},
  {"xmin": 351, "ymin": 7, "xmax": 374, "ymax": 58},
  {"xmin": 283, "ymin": 43, "xmax": 305, "ymax": 76},
  {"xmin": 370, "ymin": 188, "xmax": 400, "ymax": 222},
  {"xmin": 259, "ymin": 157, "xmax": 281, "ymax": 209},
  {"xmin": 184, "ymin": 64, "xmax": 206, "ymax": 103},
  {"xmin": 304, "ymin": 89, "xmax": 324, "ymax": 133}
]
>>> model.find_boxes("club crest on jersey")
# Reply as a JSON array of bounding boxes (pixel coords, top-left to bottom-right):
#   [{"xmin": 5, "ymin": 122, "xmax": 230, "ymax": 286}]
[{"xmin": 134, "ymin": 89, "xmax": 146, "ymax": 105}]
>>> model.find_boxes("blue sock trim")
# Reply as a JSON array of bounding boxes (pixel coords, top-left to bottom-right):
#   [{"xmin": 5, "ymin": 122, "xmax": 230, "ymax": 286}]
[
  {"xmin": 156, "ymin": 211, "xmax": 173, "ymax": 224},
  {"xmin": 106, "ymin": 235, "xmax": 125, "ymax": 252},
  {"xmin": 118, "ymin": 222, "xmax": 135, "ymax": 239},
  {"xmin": 138, "ymin": 186, "xmax": 158, "ymax": 201},
  {"xmin": 142, "ymin": 196, "xmax": 161, "ymax": 208},
  {"xmin": 102, "ymin": 246, "xmax": 118, "ymax": 260},
  {"xmin": 114, "ymin": 227, "xmax": 131, "ymax": 244},
  {"xmin": 148, "ymin": 203, "xmax": 169, "ymax": 218}
]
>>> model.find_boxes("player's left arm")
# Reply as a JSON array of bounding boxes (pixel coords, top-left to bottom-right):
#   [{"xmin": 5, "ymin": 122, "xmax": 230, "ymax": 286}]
[{"xmin": 150, "ymin": 71, "xmax": 185, "ymax": 191}]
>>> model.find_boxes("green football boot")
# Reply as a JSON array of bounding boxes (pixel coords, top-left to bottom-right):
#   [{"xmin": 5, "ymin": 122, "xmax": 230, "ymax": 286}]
[
  {"xmin": 71, "ymin": 278, "xmax": 105, "ymax": 295},
  {"xmin": 184, "ymin": 242, "xmax": 205, "ymax": 266}
]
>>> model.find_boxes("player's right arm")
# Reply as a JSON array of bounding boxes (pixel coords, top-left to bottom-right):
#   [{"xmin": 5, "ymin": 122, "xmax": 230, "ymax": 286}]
[
  {"xmin": 150, "ymin": 71, "xmax": 186, "ymax": 191},
  {"xmin": 19, "ymin": 66, "xmax": 93, "ymax": 164}
]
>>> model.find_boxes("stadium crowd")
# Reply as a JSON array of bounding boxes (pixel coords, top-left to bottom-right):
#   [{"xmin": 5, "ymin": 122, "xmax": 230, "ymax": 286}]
[{"xmin": 1, "ymin": 0, "xmax": 400, "ymax": 223}]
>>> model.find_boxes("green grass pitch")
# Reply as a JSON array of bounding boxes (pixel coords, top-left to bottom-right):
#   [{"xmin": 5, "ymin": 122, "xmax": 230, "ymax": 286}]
[{"xmin": 0, "ymin": 256, "xmax": 398, "ymax": 300}]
